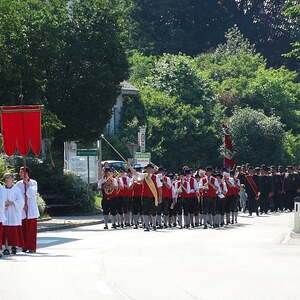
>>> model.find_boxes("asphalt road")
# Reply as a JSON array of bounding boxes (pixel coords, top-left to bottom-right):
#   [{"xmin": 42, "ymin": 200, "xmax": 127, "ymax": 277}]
[{"xmin": 1, "ymin": 212, "xmax": 299, "ymax": 300}]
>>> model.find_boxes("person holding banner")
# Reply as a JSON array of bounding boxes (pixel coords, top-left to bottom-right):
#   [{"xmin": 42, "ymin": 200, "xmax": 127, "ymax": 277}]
[
  {"xmin": 2, "ymin": 173, "xmax": 24, "ymax": 255},
  {"xmin": 16, "ymin": 167, "xmax": 39, "ymax": 253}
]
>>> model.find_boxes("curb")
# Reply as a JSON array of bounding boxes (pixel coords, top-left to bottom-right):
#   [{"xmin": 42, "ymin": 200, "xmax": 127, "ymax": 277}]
[
  {"xmin": 38, "ymin": 217, "xmax": 52, "ymax": 223},
  {"xmin": 38, "ymin": 220, "xmax": 104, "ymax": 233},
  {"xmin": 290, "ymin": 231, "xmax": 300, "ymax": 239}
]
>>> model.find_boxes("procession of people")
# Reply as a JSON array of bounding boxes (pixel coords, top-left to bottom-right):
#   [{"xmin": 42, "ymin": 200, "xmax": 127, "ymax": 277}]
[
  {"xmin": 99, "ymin": 163, "xmax": 300, "ymax": 231},
  {"xmin": 0, "ymin": 167, "xmax": 39, "ymax": 257}
]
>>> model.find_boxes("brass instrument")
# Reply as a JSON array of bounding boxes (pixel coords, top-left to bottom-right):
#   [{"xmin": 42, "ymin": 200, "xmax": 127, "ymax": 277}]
[{"xmin": 103, "ymin": 177, "xmax": 115, "ymax": 195}]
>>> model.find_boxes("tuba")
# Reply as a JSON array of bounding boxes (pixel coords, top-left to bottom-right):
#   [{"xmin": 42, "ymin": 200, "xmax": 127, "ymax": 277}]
[{"xmin": 103, "ymin": 177, "xmax": 115, "ymax": 195}]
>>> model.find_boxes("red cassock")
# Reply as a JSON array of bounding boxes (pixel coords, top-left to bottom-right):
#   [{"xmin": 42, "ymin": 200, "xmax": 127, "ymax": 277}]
[{"xmin": 0, "ymin": 105, "xmax": 42, "ymax": 156}]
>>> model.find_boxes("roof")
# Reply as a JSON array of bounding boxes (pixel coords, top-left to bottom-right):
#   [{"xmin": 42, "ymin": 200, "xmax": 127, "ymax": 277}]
[{"xmin": 120, "ymin": 81, "xmax": 139, "ymax": 95}]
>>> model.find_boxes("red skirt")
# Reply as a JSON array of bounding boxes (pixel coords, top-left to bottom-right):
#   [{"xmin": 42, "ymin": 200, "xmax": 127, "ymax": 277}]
[
  {"xmin": 3, "ymin": 225, "xmax": 24, "ymax": 248},
  {"xmin": 22, "ymin": 219, "xmax": 38, "ymax": 251}
]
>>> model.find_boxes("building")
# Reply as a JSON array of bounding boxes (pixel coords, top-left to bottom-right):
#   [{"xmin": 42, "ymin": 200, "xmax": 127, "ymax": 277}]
[{"xmin": 106, "ymin": 81, "xmax": 139, "ymax": 134}]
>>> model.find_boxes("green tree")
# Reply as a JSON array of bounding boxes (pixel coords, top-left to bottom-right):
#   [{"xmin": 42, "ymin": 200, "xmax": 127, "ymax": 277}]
[
  {"xmin": 119, "ymin": 87, "xmax": 222, "ymax": 170},
  {"xmin": 228, "ymin": 107, "xmax": 286, "ymax": 165},
  {"xmin": 283, "ymin": 0, "xmax": 300, "ymax": 60},
  {"xmin": 0, "ymin": 0, "xmax": 128, "ymax": 144}
]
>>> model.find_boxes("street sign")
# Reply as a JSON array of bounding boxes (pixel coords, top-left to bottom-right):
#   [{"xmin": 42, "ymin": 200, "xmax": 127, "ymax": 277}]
[
  {"xmin": 134, "ymin": 152, "xmax": 151, "ymax": 167},
  {"xmin": 138, "ymin": 127, "xmax": 146, "ymax": 152},
  {"xmin": 76, "ymin": 149, "xmax": 98, "ymax": 156}
]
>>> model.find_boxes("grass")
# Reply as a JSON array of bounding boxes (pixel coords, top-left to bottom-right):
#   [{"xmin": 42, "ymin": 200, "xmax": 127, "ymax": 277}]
[{"xmin": 94, "ymin": 195, "xmax": 102, "ymax": 210}]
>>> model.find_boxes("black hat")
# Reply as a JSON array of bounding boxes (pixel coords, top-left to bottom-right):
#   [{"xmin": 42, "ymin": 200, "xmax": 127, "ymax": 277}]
[
  {"xmin": 134, "ymin": 167, "xmax": 142, "ymax": 171},
  {"xmin": 104, "ymin": 168, "xmax": 111, "ymax": 173},
  {"xmin": 179, "ymin": 170, "xmax": 185, "ymax": 176},
  {"xmin": 185, "ymin": 169, "xmax": 192, "ymax": 175},
  {"xmin": 216, "ymin": 173, "xmax": 223, "ymax": 178},
  {"xmin": 158, "ymin": 167, "xmax": 166, "ymax": 172},
  {"xmin": 145, "ymin": 163, "xmax": 154, "ymax": 169},
  {"xmin": 206, "ymin": 167, "xmax": 213, "ymax": 172}
]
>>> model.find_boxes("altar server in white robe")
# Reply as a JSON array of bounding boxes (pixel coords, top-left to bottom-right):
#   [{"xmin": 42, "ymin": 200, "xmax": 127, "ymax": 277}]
[
  {"xmin": 16, "ymin": 166, "xmax": 39, "ymax": 253},
  {"xmin": 2, "ymin": 173, "xmax": 24, "ymax": 255}
]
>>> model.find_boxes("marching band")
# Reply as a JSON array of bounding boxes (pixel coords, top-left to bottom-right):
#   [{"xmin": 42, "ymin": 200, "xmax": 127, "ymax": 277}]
[{"xmin": 99, "ymin": 164, "xmax": 300, "ymax": 231}]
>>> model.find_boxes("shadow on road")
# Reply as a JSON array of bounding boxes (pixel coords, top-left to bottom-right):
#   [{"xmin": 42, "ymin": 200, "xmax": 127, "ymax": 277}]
[{"xmin": 38, "ymin": 236, "xmax": 80, "ymax": 248}]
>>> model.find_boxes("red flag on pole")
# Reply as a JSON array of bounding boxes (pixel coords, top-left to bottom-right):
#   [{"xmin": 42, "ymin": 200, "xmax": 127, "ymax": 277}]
[
  {"xmin": 0, "ymin": 105, "xmax": 43, "ymax": 156},
  {"xmin": 223, "ymin": 125, "xmax": 236, "ymax": 170}
]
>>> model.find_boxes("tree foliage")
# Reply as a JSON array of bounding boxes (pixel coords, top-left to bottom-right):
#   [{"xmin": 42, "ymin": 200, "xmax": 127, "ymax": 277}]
[
  {"xmin": 228, "ymin": 107, "xmax": 286, "ymax": 165},
  {"xmin": 0, "ymin": 0, "xmax": 128, "ymax": 143}
]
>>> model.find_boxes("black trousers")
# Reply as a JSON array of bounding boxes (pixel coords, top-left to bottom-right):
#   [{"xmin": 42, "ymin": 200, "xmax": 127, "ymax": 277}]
[
  {"xmin": 132, "ymin": 196, "xmax": 142, "ymax": 215},
  {"xmin": 203, "ymin": 197, "xmax": 217, "ymax": 216},
  {"xmin": 248, "ymin": 196, "xmax": 258, "ymax": 214},
  {"xmin": 160, "ymin": 197, "xmax": 172, "ymax": 216},
  {"xmin": 273, "ymin": 193, "xmax": 283, "ymax": 211},
  {"xmin": 285, "ymin": 191, "xmax": 296, "ymax": 211},
  {"xmin": 141, "ymin": 197, "xmax": 156, "ymax": 216},
  {"xmin": 174, "ymin": 197, "xmax": 183, "ymax": 216},
  {"xmin": 217, "ymin": 198, "xmax": 226, "ymax": 215},
  {"xmin": 115, "ymin": 197, "xmax": 123, "ymax": 215},
  {"xmin": 102, "ymin": 198, "xmax": 111, "ymax": 215},
  {"xmin": 183, "ymin": 197, "xmax": 196, "ymax": 216},
  {"xmin": 260, "ymin": 194, "xmax": 269, "ymax": 213}
]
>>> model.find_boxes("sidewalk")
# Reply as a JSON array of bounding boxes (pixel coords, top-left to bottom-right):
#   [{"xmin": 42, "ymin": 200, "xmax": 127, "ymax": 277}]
[{"xmin": 37, "ymin": 214, "xmax": 104, "ymax": 232}]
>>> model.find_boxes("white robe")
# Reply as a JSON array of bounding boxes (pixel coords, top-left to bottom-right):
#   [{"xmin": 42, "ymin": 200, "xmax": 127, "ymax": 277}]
[
  {"xmin": 15, "ymin": 179, "xmax": 40, "ymax": 220},
  {"xmin": 1, "ymin": 186, "xmax": 24, "ymax": 226},
  {"xmin": 0, "ymin": 196, "xmax": 5, "ymax": 224}
]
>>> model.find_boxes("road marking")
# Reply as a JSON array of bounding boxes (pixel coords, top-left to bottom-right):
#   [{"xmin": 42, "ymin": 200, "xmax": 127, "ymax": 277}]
[{"xmin": 97, "ymin": 280, "xmax": 114, "ymax": 295}]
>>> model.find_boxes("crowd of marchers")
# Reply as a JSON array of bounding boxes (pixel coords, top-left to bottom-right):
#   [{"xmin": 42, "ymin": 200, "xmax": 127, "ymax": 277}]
[{"xmin": 99, "ymin": 163, "xmax": 300, "ymax": 231}]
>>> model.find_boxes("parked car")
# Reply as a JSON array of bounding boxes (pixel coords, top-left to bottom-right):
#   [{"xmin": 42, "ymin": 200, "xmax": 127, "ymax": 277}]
[{"xmin": 101, "ymin": 160, "xmax": 126, "ymax": 170}]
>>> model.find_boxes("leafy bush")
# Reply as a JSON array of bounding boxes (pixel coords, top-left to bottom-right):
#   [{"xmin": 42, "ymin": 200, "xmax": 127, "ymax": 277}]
[
  {"xmin": 13, "ymin": 157, "xmax": 95, "ymax": 214},
  {"xmin": 37, "ymin": 193, "xmax": 46, "ymax": 217}
]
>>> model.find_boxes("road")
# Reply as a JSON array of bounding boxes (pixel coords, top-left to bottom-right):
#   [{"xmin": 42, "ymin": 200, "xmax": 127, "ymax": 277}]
[{"xmin": 1, "ymin": 212, "xmax": 300, "ymax": 300}]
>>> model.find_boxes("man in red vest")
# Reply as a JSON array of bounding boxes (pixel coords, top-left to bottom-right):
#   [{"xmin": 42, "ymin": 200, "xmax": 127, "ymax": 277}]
[
  {"xmin": 157, "ymin": 168, "xmax": 172, "ymax": 228},
  {"xmin": 201, "ymin": 167, "xmax": 220, "ymax": 229},
  {"xmin": 131, "ymin": 164, "xmax": 162, "ymax": 231}
]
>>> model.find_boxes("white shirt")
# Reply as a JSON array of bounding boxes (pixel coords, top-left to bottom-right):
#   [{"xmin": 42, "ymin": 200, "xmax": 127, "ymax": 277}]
[
  {"xmin": 135, "ymin": 173, "xmax": 163, "ymax": 188},
  {"xmin": 0, "ymin": 195, "xmax": 5, "ymax": 224},
  {"xmin": 16, "ymin": 179, "xmax": 40, "ymax": 219},
  {"xmin": 1, "ymin": 185, "xmax": 24, "ymax": 226}
]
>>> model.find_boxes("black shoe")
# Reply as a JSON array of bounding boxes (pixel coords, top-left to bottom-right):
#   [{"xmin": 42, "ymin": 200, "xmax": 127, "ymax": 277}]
[
  {"xmin": 22, "ymin": 249, "xmax": 28, "ymax": 253},
  {"xmin": 11, "ymin": 247, "xmax": 17, "ymax": 255},
  {"xmin": 144, "ymin": 228, "xmax": 150, "ymax": 232},
  {"xmin": 164, "ymin": 225, "xmax": 168, "ymax": 229},
  {"xmin": 134, "ymin": 225, "xmax": 138, "ymax": 229},
  {"xmin": 3, "ymin": 249, "xmax": 10, "ymax": 255},
  {"xmin": 112, "ymin": 224, "xmax": 117, "ymax": 229},
  {"xmin": 153, "ymin": 226, "xmax": 157, "ymax": 231},
  {"xmin": 104, "ymin": 225, "xmax": 108, "ymax": 230},
  {"xmin": 28, "ymin": 250, "xmax": 36, "ymax": 254},
  {"xmin": 158, "ymin": 225, "xmax": 163, "ymax": 229},
  {"xmin": 249, "ymin": 213, "xmax": 252, "ymax": 216}
]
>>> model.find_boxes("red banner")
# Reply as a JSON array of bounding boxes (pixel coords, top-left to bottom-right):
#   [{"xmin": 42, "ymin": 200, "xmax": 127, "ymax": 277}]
[
  {"xmin": 0, "ymin": 105, "xmax": 43, "ymax": 156},
  {"xmin": 223, "ymin": 125, "xmax": 236, "ymax": 169}
]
